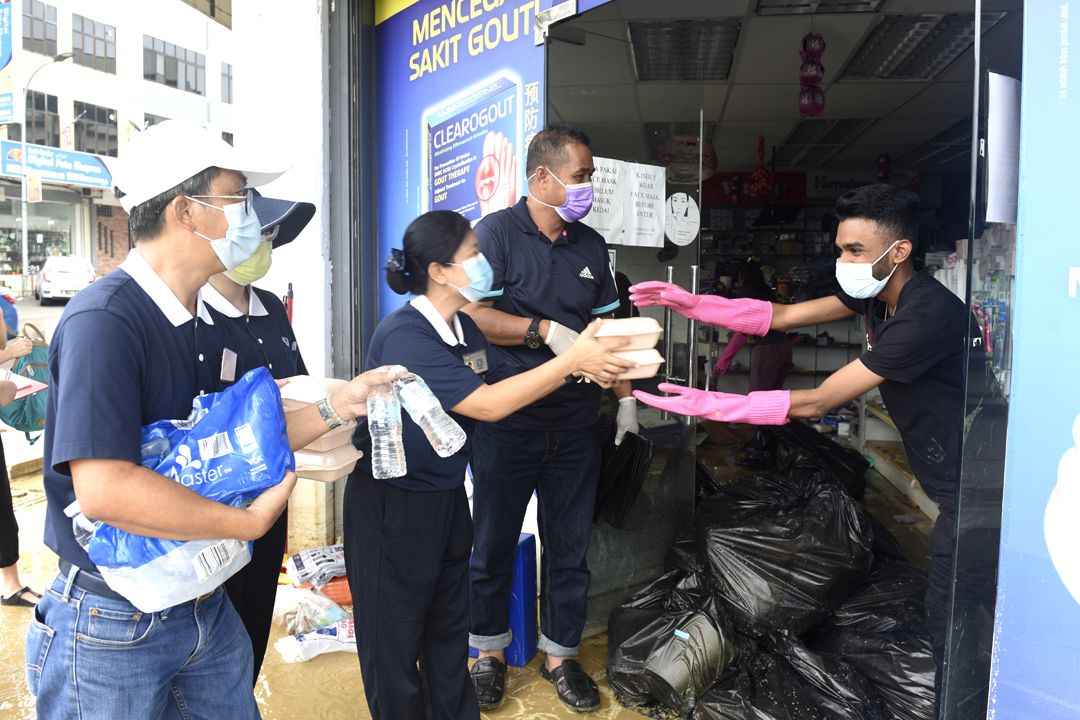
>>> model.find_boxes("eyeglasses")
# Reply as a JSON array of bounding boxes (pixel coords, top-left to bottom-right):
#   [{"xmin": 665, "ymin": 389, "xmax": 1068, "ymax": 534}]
[{"xmin": 188, "ymin": 186, "xmax": 254, "ymax": 213}]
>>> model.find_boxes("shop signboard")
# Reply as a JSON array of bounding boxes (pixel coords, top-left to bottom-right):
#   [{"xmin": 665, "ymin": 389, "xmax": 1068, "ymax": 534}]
[
  {"xmin": 988, "ymin": 2, "xmax": 1080, "ymax": 717},
  {"xmin": 0, "ymin": 141, "xmax": 112, "ymax": 189},
  {"xmin": 374, "ymin": 0, "xmax": 615, "ymax": 317},
  {"xmin": 0, "ymin": 1, "xmax": 13, "ymax": 126}
]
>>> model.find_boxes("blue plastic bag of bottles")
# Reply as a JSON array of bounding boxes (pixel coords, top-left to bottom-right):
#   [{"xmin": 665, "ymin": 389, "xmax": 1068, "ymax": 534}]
[{"xmin": 81, "ymin": 367, "xmax": 295, "ymax": 612}]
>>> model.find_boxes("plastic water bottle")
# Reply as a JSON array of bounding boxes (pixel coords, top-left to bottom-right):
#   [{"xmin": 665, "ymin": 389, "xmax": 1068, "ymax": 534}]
[
  {"xmin": 395, "ymin": 373, "xmax": 467, "ymax": 458},
  {"xmin": 366, "ymin": 383, "xmax": 407, "ymax": 479},
  {"xmin": 64, "ymin": 501, "xmax": 99, "ymax": 550}
]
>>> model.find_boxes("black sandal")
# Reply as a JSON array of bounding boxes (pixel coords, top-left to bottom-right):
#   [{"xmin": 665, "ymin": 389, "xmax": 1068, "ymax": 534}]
[
  {"xmin": 540, "ymin": 659, "xmax": 600, "ymax": 713},
  {"xmin": 470, "ymin": 656, "xmax": 507, "ymax": 711},
  {"xmin": 1, "ymin": 586, "xmax": 41, "ymax": 607}
]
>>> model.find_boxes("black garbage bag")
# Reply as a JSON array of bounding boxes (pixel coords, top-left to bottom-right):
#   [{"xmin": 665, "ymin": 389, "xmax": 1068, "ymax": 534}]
[
  {"xmin": 665, "ymin": 529, "xmax": 706, "ymax": 576},
  {"xmin": 809, "ymin": 561, "xmax": 936, "ymax": 720},
  {"xmin": 595, "ymin": 430, "xmax": 655, "ymax": 528},
  {"xmin": 697, "ymin": 472, "xmax": 874, "ymax": 636},
  {"xmin": 691, "ymin": 636, "xmax": 890, "ymax": 720},
  {"xmin": 608, "ymin": 570, "xmax": 738, "ymax": 717},
  {"xmin": 770, "ymin": 420, "xmax": 870, "ymax": 498}
]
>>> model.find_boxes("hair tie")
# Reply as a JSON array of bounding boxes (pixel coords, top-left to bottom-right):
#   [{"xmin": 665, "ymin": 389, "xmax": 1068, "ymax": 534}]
[{"xmin": 386, "ymin": 248, "xmax": 409, "ymax": 275}]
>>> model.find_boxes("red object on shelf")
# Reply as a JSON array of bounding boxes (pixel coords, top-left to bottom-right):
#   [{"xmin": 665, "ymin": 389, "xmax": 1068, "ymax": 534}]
[{"xmin": 283, "ymin": 282, "xmax": 294, "ymax": 324}]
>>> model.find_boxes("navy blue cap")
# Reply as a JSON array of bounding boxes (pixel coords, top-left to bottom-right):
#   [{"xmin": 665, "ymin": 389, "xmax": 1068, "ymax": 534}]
[{"xmin": 250, "ymin": 189, "xmax": 316, "ymax": 248}]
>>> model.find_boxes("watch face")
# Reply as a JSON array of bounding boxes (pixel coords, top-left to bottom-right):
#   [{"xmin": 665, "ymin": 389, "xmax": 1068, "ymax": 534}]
[{"xmin": 525, "ymin": 335, "xmax": 541, "ymax": 350}]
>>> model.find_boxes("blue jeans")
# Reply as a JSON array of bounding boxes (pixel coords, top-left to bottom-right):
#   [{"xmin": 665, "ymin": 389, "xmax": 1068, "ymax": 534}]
[
  {"xmin": 26, "ymin": 568, "xmax": 259, "ymax": 720},
  {"xmin": 469, "ymin": 421, "xmax": 601, "ymax": 657}
]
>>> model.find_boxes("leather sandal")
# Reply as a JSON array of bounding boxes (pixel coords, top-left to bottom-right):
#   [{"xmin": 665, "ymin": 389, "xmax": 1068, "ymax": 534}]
[
  {"xmin": 1, "ymin": 586, "xmax": 40, "ymax": 607},
  {"xmin": 540, "ymin": 659, "xmax": 600, "ymax": 713},
  {"xmin": 470, "ymin": 656, "xmax": 507, "ymax": 711}
]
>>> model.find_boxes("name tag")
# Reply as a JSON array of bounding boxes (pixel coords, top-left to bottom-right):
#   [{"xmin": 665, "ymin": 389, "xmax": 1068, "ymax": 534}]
[
  {"xmin": 463, "ymin": 349, "xmax": 489, "ymax": 375},
  {"xmin": 220, "ymin": 348, "xmax": 238, "ymax": 383}
]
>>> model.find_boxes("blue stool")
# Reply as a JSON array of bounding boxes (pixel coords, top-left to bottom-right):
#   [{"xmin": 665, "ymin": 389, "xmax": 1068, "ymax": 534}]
[{"xmin": 470, "ymin": 533, "xmax": 537, "ymax": 667}]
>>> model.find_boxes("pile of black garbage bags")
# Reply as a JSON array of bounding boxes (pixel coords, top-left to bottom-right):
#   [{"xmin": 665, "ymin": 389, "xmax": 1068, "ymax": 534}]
[{"xmin": 607, "ymin": 424, "xmax": 936, "ymax": 719}]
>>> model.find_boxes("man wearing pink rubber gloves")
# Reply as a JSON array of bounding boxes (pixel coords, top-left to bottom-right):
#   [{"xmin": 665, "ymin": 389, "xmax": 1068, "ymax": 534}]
[{"xmin": 631, "ymin": 183, "xmax": 977, "ymax": 702}]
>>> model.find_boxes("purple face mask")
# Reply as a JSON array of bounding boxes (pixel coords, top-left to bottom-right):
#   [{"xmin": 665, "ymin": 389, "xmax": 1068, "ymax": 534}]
[{"xmin": 531, "ymin": 167, "xmax": 594, "ymax": 222}]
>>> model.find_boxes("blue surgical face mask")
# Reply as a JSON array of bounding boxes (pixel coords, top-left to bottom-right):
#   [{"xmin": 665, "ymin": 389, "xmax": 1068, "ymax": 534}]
[
  {"xmin": 186, "ymin": 190, "xmax": 263, "ymax": 271},
  {"xmin": 446, "ymin": 253, "xmax": 497, "ymax": 303}
]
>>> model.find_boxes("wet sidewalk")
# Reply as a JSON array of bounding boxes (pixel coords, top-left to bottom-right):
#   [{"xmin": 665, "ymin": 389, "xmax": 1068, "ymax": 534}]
[{"xmin": 0, "ymin": 472, "xmax": 647, "ymax": 720}]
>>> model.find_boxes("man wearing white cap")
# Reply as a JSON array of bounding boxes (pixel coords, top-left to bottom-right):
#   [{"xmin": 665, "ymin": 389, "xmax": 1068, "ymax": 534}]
[{"xmin": 26, "ymin": 121, "xmax": 395, "ymax": 718}]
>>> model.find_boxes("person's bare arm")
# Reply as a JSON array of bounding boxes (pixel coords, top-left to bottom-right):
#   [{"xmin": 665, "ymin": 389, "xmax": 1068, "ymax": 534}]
[
  {"xmin": 453, "ymin": 323, "xmax": 632, "ymax": 422},
  {"xmin": 284, "ymin": 367, "xmax": 402, "ymax": 451},
  {"xmin": 461, "ymin": 301, "xmax": 555, "ymax": 347},
  {"xmin": 770, "ymin": 296, "xmax": 856, "ymax": 332},
  {"xmin": 787, "ymin": 358, "xmax": 884, "ymax": 419},
  {"xmin": 70, "ymin": 458, "xmax": 294, "ymax": 541}
]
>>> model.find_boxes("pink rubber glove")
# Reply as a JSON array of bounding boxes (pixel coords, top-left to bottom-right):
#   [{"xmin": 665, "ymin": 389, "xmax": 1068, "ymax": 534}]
[
  {"xmin": 713, "ymin": 333, "xmax": 747, "ymax": 375},
  {"xmin": 633, "ymin": 384, "xmax": 790, "ymax": 425},
  {"xmin": 628, "ymin": 281, "xmax": 773, "ymax": 336}
]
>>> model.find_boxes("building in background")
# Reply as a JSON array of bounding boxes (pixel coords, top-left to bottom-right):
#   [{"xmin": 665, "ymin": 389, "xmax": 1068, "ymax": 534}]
[{"xmin": 1, "ymin": 0, "xmax": 236, "ymax": 286}]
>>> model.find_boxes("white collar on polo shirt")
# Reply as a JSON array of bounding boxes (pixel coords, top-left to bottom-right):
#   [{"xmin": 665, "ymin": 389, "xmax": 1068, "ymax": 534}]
[
  {"xmin": 201, "ymin": 281, "xmax": 269, "ymax": 318},
  {"xmin": 409, "ymin": 294, "xmax": 467, "ymax": 347},
  {"xmin": 119, "ymin": 248, "xmax": 215, "ymax": 327}
]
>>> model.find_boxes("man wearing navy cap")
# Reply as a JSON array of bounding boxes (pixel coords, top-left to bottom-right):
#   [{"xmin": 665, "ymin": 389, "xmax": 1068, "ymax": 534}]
[
  {"xmin": 465, "ymin": 124, "xmax": 638, "ymax": 713},
  {"xmin": 27, "ymin": 121, "xmax": 396, "ymax": 719}
]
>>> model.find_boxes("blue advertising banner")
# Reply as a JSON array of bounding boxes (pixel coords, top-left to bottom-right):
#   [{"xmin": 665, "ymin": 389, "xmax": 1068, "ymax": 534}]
[
  {"xmin": 988, "ymin": 3, "xmax": 1080, "ymax": 718},
  {"xmin": 374, "ymin": 0, "xmax": 612, "ymax": 317},
  {"xmin": 0, "ymin": 140, "xmax": 112, "ymax": 189},
  {"xmin": 0, "ymin": 1, "xmax": 12, "ymax": 126}
]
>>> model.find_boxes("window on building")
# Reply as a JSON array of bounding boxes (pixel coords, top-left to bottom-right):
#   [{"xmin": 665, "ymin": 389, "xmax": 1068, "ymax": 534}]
[
  {"xmin": 143, "ymin": 35, "xmax": 206, "ymax": 95},
  {"xmin": 143, "ymin": 113, "xmax": 169, "ymax": 129},
  {"xmin": 221, "ymin": 62, "xmax": 233, "ymax": 104},
  {"xmin": 181, "ymin": 0, "xmax": 232, "ymax": 29},
  {"xmin": 74, "ymin": 101, "xmax": 118, "ymax": 157},
  {"xmin": 22, "ymin": 0, "xmax": 58, "ymax": 56},
  {"xmin": 221, "ymin": 131, "xmax": 233, "ymax": 146},
  {"xmin": 72, "ymin": 15, "xmax": 117, "ymax": 74},
  {"xmin": 22, "ymin": 91, "xmax": 60, "ymax": 148}
]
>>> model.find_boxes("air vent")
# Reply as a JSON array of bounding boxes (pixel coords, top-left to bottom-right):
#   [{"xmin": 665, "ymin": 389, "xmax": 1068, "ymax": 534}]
[
  {"xmin": 843, "ymin": 13, "xmax": 1007, "ymax": 80},
  {"xmin": 628, "ymin": 19, "xmax": 741, "ymax": 82},
  {"xmin": 756, "ymin": 0, "xmax": 884, "ymax": 16}
]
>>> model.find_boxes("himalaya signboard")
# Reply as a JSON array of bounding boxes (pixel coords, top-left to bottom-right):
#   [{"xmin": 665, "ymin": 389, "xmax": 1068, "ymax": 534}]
[{"xmin": 0, "ymin": 141, "xmax": 112, "ymax": 189}]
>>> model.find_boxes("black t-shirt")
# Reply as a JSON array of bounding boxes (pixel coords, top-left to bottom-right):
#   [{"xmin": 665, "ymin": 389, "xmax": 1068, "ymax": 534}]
[
  {"xmin": 837, "ymin": 270, "xmax": 970, "ymax": 513},
  {"xmin": 475, "ymin": 197, "xmax": 619, "ymax": 431}
]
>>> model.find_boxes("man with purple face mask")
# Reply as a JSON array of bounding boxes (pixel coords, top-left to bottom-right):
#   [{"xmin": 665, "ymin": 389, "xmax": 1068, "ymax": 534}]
[{"xmin": 463, "ymin": 125, "xmax": 637, "ymax": 713}]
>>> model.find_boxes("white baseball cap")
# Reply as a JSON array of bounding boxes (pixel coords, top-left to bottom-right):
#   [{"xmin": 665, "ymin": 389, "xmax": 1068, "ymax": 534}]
[{"xmin": 107, "ymin": 120, "xmax": 286, "ymax": 212}]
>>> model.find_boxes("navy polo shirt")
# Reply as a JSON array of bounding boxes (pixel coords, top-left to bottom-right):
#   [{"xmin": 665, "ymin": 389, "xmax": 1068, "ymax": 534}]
[
  {"xmin": 354, "ymin": 296, "xmax": 498, "ymax": 492},
  {"xmin": 475, "ymin": 196, "xmax": 619, "ymax": 431},
  {"xmin": 43, "ymin": 250, "xmax": 233, "ymax": 571},
  {"xmin": 202, "ymin": 284, "xmax": 308, "ymax": 381}
]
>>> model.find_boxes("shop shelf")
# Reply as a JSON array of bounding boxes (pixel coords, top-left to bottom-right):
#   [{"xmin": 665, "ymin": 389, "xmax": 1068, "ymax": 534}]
[{"xmin": 863, "ymin": 440, "xmax": 938, "ymax": 521}]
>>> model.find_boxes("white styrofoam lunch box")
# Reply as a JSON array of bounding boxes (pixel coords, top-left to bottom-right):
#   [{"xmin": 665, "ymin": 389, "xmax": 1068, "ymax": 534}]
[
  {"xmin": 594, "ymin": 317, "xmax": 663, "ymax": 351},
  {"xmin": 295, "ymin": 444, "xmax": 363, "ymax": 483},
  {"xmin": 279, "ymin": 376, "xmax": 349, "ymax": 412},
  {"xmin": 303, "ymin": 422, "xmax": 355, "ymax": 453},
  {"xmin": 613, "ymin": 348, "xmax": 665, "ymax": 380}
]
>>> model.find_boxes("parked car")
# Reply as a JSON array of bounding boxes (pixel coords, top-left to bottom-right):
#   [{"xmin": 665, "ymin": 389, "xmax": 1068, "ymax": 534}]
[{"xmin": 37, "ymin": 256, "xmax": 95, "ymax": 305}]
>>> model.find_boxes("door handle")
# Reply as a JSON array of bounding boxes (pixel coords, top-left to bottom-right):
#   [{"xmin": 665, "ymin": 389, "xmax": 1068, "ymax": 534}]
[{"xmin": 661, "ymin": 265, "xmax": 675, "ymax": 421}]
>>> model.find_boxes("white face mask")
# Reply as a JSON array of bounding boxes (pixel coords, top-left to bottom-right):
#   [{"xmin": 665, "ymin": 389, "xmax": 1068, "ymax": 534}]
[{"xmin": 835, "ymin": 241, "xmax": 899, "ymax": 299}]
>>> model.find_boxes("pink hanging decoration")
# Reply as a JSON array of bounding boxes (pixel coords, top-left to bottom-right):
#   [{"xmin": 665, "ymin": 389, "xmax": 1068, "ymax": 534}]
[
  {"xmin": 750, "ymin": 135, "xmax": 771, "ymax": 197},
  {"xmin": 798, "ymin": 32, "xmax": 827, "ymax": 118}
]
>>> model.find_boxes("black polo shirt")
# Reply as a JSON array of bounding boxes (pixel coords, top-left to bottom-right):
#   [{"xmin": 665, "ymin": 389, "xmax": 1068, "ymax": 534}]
[
  {"xmin": 475, "ymin": 196, "xmax": 619, "ymax": 431},
  {"xmin": 355, "ymin": 296, "xmax": 499, "ymax": 492},
  {"xmin": 43, "ymin": 250, "xmax": 234, "ymax": 571},
  {"xmin": 202, "ymin": 284, "xmax": 308, "ymax": 381},
  {"xmin": 837, "ymin": 270, "xmax": 971, "ymax": 514}
]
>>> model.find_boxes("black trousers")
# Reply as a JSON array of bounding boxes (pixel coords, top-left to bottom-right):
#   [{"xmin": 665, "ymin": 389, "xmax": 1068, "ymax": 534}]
[
  {"xmin": 0, "ymin": 439, "xmax": 16, "ymax": 569},
  {"xmin": 225, "ymin": 509, "xmax": 287, "ymax": 684},
  {"xmin": 343, "ymin": 469, "xmax": 479, "ymax": 720}
]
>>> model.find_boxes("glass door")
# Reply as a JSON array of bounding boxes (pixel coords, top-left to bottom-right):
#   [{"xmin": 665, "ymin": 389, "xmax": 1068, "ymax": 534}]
[{"xmin": 545, "ymin": 16, "xmax": 708, "ymax": 633}]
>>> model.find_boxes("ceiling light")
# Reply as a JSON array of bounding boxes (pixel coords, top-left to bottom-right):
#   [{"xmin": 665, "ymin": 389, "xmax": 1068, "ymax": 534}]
[
  {"xmin": 842, "ymin": 13, "xmax": 1007, "ymax": 80},
  {"xmin": 628, "ymin": 19, "xmax": 741, "ymax": 82},
  {"xmin": 756, "ymin": 0, "xmax": 884, "ymax": 15},
  {"xmin": 775, "ymin": 118, "xmax": 874, "ymax": 166}
]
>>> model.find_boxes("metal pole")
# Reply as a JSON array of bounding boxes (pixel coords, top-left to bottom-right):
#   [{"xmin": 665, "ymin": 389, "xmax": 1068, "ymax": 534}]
[{"xmin": 21, "ymin": 53, "xmax": 73, "ymax": 298}]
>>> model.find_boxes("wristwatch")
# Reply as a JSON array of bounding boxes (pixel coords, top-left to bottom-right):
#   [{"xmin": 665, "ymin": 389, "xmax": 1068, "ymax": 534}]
[{"xmin": 524, "ymin": 318, "xmax": 543, "ymax": 350}]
